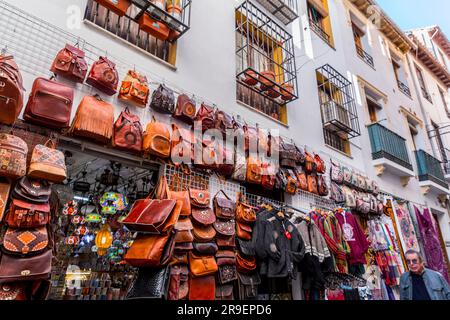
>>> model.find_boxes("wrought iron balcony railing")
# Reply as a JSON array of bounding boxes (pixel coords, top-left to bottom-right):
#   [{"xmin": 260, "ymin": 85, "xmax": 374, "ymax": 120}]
[
  {"xmin": 415, "ymin": 150, "xmax": 449, "ymax": 189},
  {"xmin": 356, "ymin": 45, "xmax": 375, "ymax": 68},
  {"xmin": 309, "ymin": 19, "xmax": 332, "ymax": 46},
  {"xmin": 254, "ymin": 0, "xmax": 299, "ymax": 25},
  {"xmin": 397, "ymin": 80, "xmax": 412, "ymax": 98}
]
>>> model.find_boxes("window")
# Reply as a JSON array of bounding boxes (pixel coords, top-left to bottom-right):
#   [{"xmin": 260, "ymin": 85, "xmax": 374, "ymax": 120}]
[
  {"xmin": 438, "ymin": 87, "xmax": 450, "ymax": 117},
  {"xmin": 351, "ymin": 16, "xmax": 374, "ymax": 68},
  {"xmin": 235, "ymin": 0, "xmax": 298, "ymax": 124},
  {"xmin": 415, "ymin": 66, "xmax": 432, "ymax": 103},
  {"xmin": 408, "ymin": 120, "xmax": 418, "ymax": 151},
  {"xmin": 391, "ymin": 53, "xmax": 411, "ymax": 97},
  {"xmin": 307, "ymin": 0, "xmax": 334, "ymax": 47}
]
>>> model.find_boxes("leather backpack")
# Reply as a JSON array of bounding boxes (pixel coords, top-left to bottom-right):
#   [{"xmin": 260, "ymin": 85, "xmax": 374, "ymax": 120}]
[
  {"xmin": 6, "ymin": 200, "xmax": 50, "ymax": 229},
  {"xmin": 86, "ymin": 56, "xmax": 119, "ymax": 96},
  {"xmin": 195, "ymin": 103, "xmax": 215, "ymax": 132},
  {"xmin": 317, "ymin": 175, "xmax": 329, "ymax": 196},
  {"xmin": 0, "ymin": 55, "xmax": 24, "ymax": 125},
  {"xmin": 96, "ymin": 0, "xmax": 131, "ymax": 16},
  {"xmin": 304, "ymin": 151, "xmax": 316, "ymax": 174},
  {"xmin": 307, "ymin": 174, "xmax": 318, "ymax": 195},
  {"xmin": 12, "ymin": 177, "xmax": 51, "ymax": 204},
  {"xmin": 24, "ymin": 77, "xmax": 74, "ymax": 129},
  {"xmin": 280, "ymin": 139, "xmax": 299, "ymax": 168},
  {"xmin": 143, "ymin": 117, "xmax": 171, "ymax": 158},
  {"xmin": 215, "ymin": 110, "xmax": 233, "ymax": 136},
  {"xmin": 113, "ymin": 108, "xmax": 143, "ymax": 153},
  {"xmin": 171, "ymin": 124, "xmax": 195, "ymax": 164},
  {"xmin": 294, "ymin": 168, "xmax": 308, "ymax": 192},
  {"xmin": 0, "ymin": 134, "xmax": 27, "ymax": 179},
  {"xmin": 314, "ymin": 153, "xmax": 326, "ymax": 174},
  {"xmin": 70, "ymin": 95, "xmax": 114, "ymax": 144},
  {"xmin": 150, "ymin": 84, "xmax": 175, "ymax": 114},
  {"xmin": 173, "ymin": 94, "xmax": 196, "ymax": 125},
  {"xmin": 118, "ymin": 70, "xmax": 150, "ymax": 107},
  {"xmin": 50, "ymin": 44, "xmax": 88, "ymax": 83}
]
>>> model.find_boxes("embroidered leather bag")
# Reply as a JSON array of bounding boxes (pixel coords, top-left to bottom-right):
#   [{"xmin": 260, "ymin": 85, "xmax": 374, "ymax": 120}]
[
  {"xmin": 6, "ymin": 199, "xmax": 50, "ymax": 228},
  {"xmin": 113, "ymin": 108, "xmax": 143, "ymax": 153},
  {"xmin": 189, "ymin": 252, "xmax": 218, "ymax": 277},
  {"xmin": 2, "ymin": 227, "xmax": 49, "ymax": 255},
  {"xmin": 143, "ymin": 117, "xmax": 171, "ymax": 158},
  {"xmin": 70, "ymin": 95, "xmax": 114, "ymax": 144},
  {"xmin": 0, "ymin": 55, "xmax": 24, "ymax": 125},
  {"xmin": 189, "ymin": 188, "xmax": 210, "ymax": 209},
  {"xmin": 173, "ymin": 94, "xmax": 196, "ymax": 125},
  {"xmin": 342, "ymin": 166, "xmax": 352, "ymax": 186},
  {"xmin": 28, "ymin": 141, "xmax": 66, "ymax": 183},
  {"xmin": 86, "ymin": 56, "xmax": 118, "ymax": 96},
  {"xmin": 24, "ymin": 77, "xmax": 74, "ymax": 129},
  {"xmin": 236, "ymin": 196, "xmax": 256, "ymax": 224},
  {"xmin": 214, "ymin": 190, "xmax": 236, "ymax": 220},
  {"xmin": 195, "ymin": 103, "xmax": 215, "ymax": 132},
  {"xmin": 236, "ymin": 253, "xmax": 256, "ymax": 274},
  {"xmin": 0, "ymin": 134, "xmax": 27, "ymax": 179},
  {"xmin": 213, "ymin": 219, "xmax": 235, "ymax": 237},
  {"xmin": 150, "ymin": 84, "xmax": 175, "ymax": 114},
  {"xmin": 342, "ymin": 186, "xmax": 356, "ymax": 209},
  {"xmin": 118, "ymin": 70, "xmax": 150, "ymax": 107},
  {"xmin": 12, "ymin": 177, "xmax": 51, "ymax": 204},
  {"xmin": 50, "ymin": 44, "xmax": 88, "ymax": 83},
  {"xmin": 192, "ymin": 208, "xmax": 216, "ymax": 226}
]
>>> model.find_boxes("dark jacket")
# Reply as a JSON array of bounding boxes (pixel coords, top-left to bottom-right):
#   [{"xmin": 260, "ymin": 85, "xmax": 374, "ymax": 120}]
[{"xmin": 400, "ymin": 268, "xmax": 450, "ymax": 300}]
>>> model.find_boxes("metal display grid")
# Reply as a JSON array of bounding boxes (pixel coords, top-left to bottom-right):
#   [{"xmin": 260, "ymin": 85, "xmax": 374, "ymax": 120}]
[{"xmin": 164, "ymin": 164, "xmax": 210, "ymax": 192}]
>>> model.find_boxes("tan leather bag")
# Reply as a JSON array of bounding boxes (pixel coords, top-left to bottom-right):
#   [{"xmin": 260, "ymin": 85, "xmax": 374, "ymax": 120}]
[
  {"xmin": 28, "ymin": 141, "xmax": 67, "ymax": 183},
  {"xmin": 143, "ymin": 116, "xmax": 171, "ymax": 158},
  {"xmin": 189, "ymin": 252, "xmax": 218, "ymax": 277}
]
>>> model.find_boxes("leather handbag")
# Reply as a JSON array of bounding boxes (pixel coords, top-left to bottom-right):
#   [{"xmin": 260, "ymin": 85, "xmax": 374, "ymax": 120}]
[
  {"xmin": 0, "ymin": 55, "xmax": 24, "ymax": 125},
  {"xmin": 261, "ymin": 161, "xmax": 276, "ymax": 191},
  {"xmin": 122, "ymin": 199, "xmax": 182, "ymax": 234},
  {"xmin": 195, "ymin": 103, "xmax": 215, "ymax": 132},
  {"xmin": 232, "ymin": 150, "xmax": 247, "ymax": 182},
  {"xmin": 150, "ymin": 84, "xmax": 175, "ymax": 114},
  {"xmin": 307, "ymin": 174, "xmax": 318, "ymax": 195},
  {"xmin": 216, "ymin": 234, "xmax": 235, "ymax": 247},
  {"xmin": 0, "ymin": 134, "xmax": 27, "ymax": 179},
  {"xmin": 24, "ymin": 77, "xmax": 74, "ymax": 129},
  {"xmin": 119, "ymin": 70, "xmax": 150, "ymax": 107},
  {"xmin": 314, "ymin": 153, "xmax": 326, "ymax": 174},
  {"xmin": 214, "ymin": 190, "xmax": 236, "ymax": 220},
  {"xmin": 237, "ymin": 239, "xmax": 255, "ymax": 257},
  {"xmin": 236, "ymin": 195, "xmax": 256, "ymax": 224},
  {"xmin": 317, "ymin": 175, "xmax": 329, "ymax": 196},
  {"xmin": 189, "ymin": 252, "xmax": 218, "ymax": 277},
  {"xmin": 246, "ymin": 156, "xmax": 262, "ymax": 185},
  {"xmin": 167, "ymin": 265, "xmax": 189, "ymax": 300},
  {"xmin": 192, "ymin": 222, "xmax": 216, "ymax": 243},
  {"xmin": 28, "ymin": 141, "xmax": 67, "ymax": 183},
  {"xmin": 189, "ymin": 275, "xmax": 215, "ymax": 300},
  {"xmin": 165, "ymin": 175, "xmax": 191, "ymax": 217},
  {"xmin": 331, "ymin": 160, "xmax": 343, "ymax": 183},
  {"xmin": 96, "ymin": 0, "xmax": 131, "ymax": 17},
  {"xmin": 113, "ymin": 108, "xmax": 143, "ymax": 153},
  {"xmin": 213, "ymin": 219, "xmax": 235, "ymax": 237},
  {"xmin": 126, "ymin": 267, "xmax": 170, "ymax": 300},
  {"xmin": 0, "ymin": 249, "xmax": 53, "ymax": 283},
  {"xmin": 171, "ymin": 124, "xmax": 195, "ymax": 164},
  {"xmin": 169, "ymin": 252, "xmax": 188, "ymax": 266},
  {"xmin": 143, "ymin": 116, "xmax": 171, "ymax": 158},
  {"xmin": 6, "ymin": 199, "xmax": 50, "ymax": 228},
  {"xmin": 193, "ymin": 242, "xmax": 218, "ymax": 256},
  {"xmin": 50, "ymin": 44, "xmax": 88, "ymax": 83},
  {"xmin": 243, "ymin": 124, "xmax": 258, "ymax": 154},
  {"xmin": 237, "ymin": 272, "xmax": 261, "ymax": 300},
  {"xmin": 174, "ymin": 218, "xmax": 194, "ymax": 243},
  {"xmin": 280, "ymin": 139, "xmax": 301, "ymax": 168},
  {"xmin": 236, "ymin": 253, "xmax": 257, "ymax": 274},
  {"xmin": 218, "ymin": 264, "xmax": 237, "ymax": 285},
  {"xmin": 12, "ymin": 177, "xmax": 51, "ymax": 204},
  {"xmin": 189, "ymin": 188, "xmax": 210, "ymax": 209},
  {"xmin": 2, "ymin": 227, "xmax": 49, "ymax": 255},
  {"xmin": 294, "ymin": 168, "xmax": 308, "ymax": 192},
  {"xmin": 304, "ymin": 151, "xmax": 316, "ymax": 174},
  {"xmin": 0, "ymin": 179, "xmax": 11, "ymax": 222},
  {"xmin": 214, "ymin": 110, "xmax": 233, "ymax": 136},
  {"xmin": 70, "ymin": 95, "xmax": 114, "ymax": 144},
  {"xmin": 216, "ymin": 284, "xmax": 234, "ymax": 300},
  {"xmin": 124, "ymin": 231, "xmax": 176, "ymax": 267},
  {"xmin": 236, "ymin": 222, "xmax": 252, "ymax": 241},
  {"xmin": 173, "ymin": 94, "xmax": 196, "ymax": 125},
  {"xmin": 192, "ymin": 208, "xmax": 216, "ymax": 226},
  {"xmin": 138, "ymin": 14, "xmax": 170, "ymax": 41},
  {"xmin": 86, "ymin": 56, "xmax": 119, "ymax": 96}
]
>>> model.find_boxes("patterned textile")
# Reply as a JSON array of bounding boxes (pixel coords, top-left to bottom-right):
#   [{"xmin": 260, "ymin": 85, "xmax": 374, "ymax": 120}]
[
  {"xmin": 393, "ymin": 202, "xmax": 420, "ymax": 253},
  {"xmin": 414, "ymin": 206, "xmax": 450, "ymax": 283}
]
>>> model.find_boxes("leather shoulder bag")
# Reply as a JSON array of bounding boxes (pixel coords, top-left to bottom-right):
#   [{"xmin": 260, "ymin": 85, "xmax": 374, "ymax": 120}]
[
  {"xmin": 86, "ymin": 56, "xmax": 119, "ymax": 96},
  {"xmin": 50, "ymin": 44, "xmax": 88, "ymax": 83},
  {"xmin": 113, "ymin": 107, "xmax": 143, "ymax": 154},
  {"xmin": 6, "ymin": 199, "xmax": 50, "ymax": 229},
  {"xmin": 12, "ymin": 177, "xmax": 51, "ymax": 204},
  {"xmin": 143, "ymin": 116, "xmax": 171, "ymax": 158},
  {"xmin": 195, "ymin": 103, "xmax": 215, "ymax": 132},
  {"xmin": 214, "ymin": 190, "xmax": 236, "ymax": 220},
  {"xmin": 150, "ymin": 84, "xmax": 175, "ymax": 114},
  {"xmin": 174, "ymin": 94, "xmax": 196, "ymax": 125}
]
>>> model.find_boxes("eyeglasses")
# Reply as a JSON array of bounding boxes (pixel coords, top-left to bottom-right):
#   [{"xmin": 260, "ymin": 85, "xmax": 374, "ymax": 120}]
[{"xmin": 406, "ymin": 259, "xmax": 419, "ymax": 265}]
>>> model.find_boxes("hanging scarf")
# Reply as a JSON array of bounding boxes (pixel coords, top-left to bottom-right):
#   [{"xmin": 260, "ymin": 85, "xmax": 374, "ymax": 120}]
[{"xmin": 319, "ymin": 214, "xmax": 350, "ymax": 273}]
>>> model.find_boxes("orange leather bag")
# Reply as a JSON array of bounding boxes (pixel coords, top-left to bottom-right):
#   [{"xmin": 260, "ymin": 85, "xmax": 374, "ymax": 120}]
[
  {"xmin": 246, "ymin": 156, "xmax": 262, "ymax": 185},
  {"xmin": 118, "ymin": 70, "xmax": 150, "ymax": 107},
  {"xmin": 171, "ymin": 124, "xmax": 195, "ymax": 164},
  {"xmin": 236, "ymin": 252, "xmax": 257, "ymax": 274},
  {"xmin": 236, "ymin": 194, "xmax": 256, "ymax": 224},
  {"xmin": 143, "ymin": 116, "xmax": 171, "ymax": 158},
  {"xmin": 160, "ymin": 174, "xmax": 191, "ymax": 217},
  {"xmin": 307, "ymin": 174, "xmax": 319, "ymax": 195},
  {"xmin": 189, "ymin": 275, "xmax": 216, "ymax": 301},
  {"xmin": 189, "ymin": 252, "xmax": 218, "ymax": 277},
  {"xmin": 236, "ymin": 222, "xmax": 252, "ymax": 241},
  {"xmin": 192, "ymin": 222, "xmax": 216, "ymax": 243}
]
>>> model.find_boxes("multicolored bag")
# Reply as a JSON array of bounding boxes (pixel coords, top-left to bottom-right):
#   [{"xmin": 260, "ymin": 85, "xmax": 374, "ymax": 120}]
[
  {"xmin": 28, "ymin": 141, "xmax": 66, "ymax": 183},
  {"xmin": 0, "ymin": 134, "xmax": 28, "ymax": 179}
]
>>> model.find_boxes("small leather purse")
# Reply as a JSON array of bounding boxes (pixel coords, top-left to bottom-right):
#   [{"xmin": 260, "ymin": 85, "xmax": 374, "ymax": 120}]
[
  {"xmin": 189, "ymin": 188, "xmax": 210, "ymax": 209},
  {"xmin": 189, "ymin": 252, "xmax": 218, "ymax": 277},
  {"xmin": 213, "ymin": 219, "xmax": 235, "ymax": 237},
  {"xmin": 216, "ymin": 235, "xmax": 235, "ymax": 249},
  {"xmin": 192, "ymin": 208, "xmax": 216, "ymax": 226},
  {"xmin": 173, "ymin": 218, "xmax": 194, "ymax": 244},
  {"xmin": 192, "ymin": 222, "xmax": 216, "ymax": 243},
  {"xmin": 236, "ymin": 252, "xmax": 257, "ymax": 274},
  {"xmin": 236, "ymin": 222, "xmax": 252, "ymax": 241},
  {"xmin": 193, "ymin": 242, "xmax": 218, "ymax": 256},
  {"xmin": 214, "ymin": 190, "xmax": 236, "ymax": 220}
]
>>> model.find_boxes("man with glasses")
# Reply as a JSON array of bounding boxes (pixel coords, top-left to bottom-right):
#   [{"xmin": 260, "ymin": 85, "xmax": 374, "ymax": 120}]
[{"xmin": 399, "ymin": 250, "xmax": 450, "ymax": 300}]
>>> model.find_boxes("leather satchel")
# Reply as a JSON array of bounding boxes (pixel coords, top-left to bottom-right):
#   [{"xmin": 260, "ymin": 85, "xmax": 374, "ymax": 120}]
[
  {"xmin": 28, "ymin": 141, "xmax": 67, "ymax": 183},
  {"xmin": 174, "ymin": 218, "xmax": 194, "ymax": 244},
  {"xmin": 261, "ymin": 162, "xmax": 276, "ymax": 191},
  {"xmin": 280, "ymin": 139, "xmax": 300, "ymax": 168},
  {"xmin": 193, "ymin": 242, "xmax": 218, "ymax": 256},
  {"xmin": 12, "ymin": 177, "xmax": 51, "ymax": 204},
  {"xmin": 118, "ymin": 70, "xmax": 149, "ymax": 107},
  {"xmin": 189, "ymin": 188, "xmax": 210, "ymax": 209},
  {"xmin": 2, "ymin": 227, "xmax": 49, "ymax": 255},
  {"xmin": 189, "ymin": 275, "xmax": 215, "ymax": 300},
  {"xmin": 0, "ymin": 249, "xmax": 53, "ymax": 283},
  {"xmin": 6, "ymin": 199, "xmax": 50, "ymax": 229},
  {"xmin": 218, "ymin": 264, "xmax": 238, "ymax": 285},
  {"xmin": 238, "ymin": 272, "xmax": 261, "ymax": 300},
  {"xmin": 86, "ymin": 56, "xmax": 118, "ymax": 96},
  {"xmin": 216, "ymin": 284, "xmax": 234, "ymax": 300},
  {"xmin": 236, "ymin": 197, "xmax": 256, "ymax": 224},
  {"xmin": 246, "ymin": 156, "xmax": 262, "ymax": 185},
  {"xmin": 24, "ymin": 77, "xmax": 74, "ymax": 129},
  {"xmin": 150, "ymin": 84, "xmax": 175, "ymax": 114},
  {"xmin": 189, "ymin": 252, "xmax": 218, "ymax": 277},
  {"xmin": 126, "ymin": 267, "xmax": 170, "ymax": 300},
  {"xmin": 124, "ymin": 231, "xmax": 176, "ymax": 267},
  {"xmin": 113, "ymin": 108, "xmax": 143, "ymax": 153},
  {"xmin": 0, "ymin": 134, "xmax": 27, "ymax": 179},
  {"xmin": 192, "ymin": 222, "xmax": 216, "ymax": 243},
  {"xmin": 236, "ymin": 222, "xmax": 252, "ymax": 241},
  {"xmin": 0, "ymin": 55, "xmax": 24, "ymax": 125},
  {"xmin": 122, "ymin": 199, "xmax": 182, "ymax": 234},
  {"xmin": 0, "ymin": 179, "xmax": 11, "ymax": 222},
  {"xmin": 213, "ymin": 219, "xmax": 235, "ymax": 237},
  {"xmin": 195, "ymin": 103, "xmax": 215, "ymax": 132},
  {"xmin": 143, "ymin": 117, "xmax": 171, "ymax": 159},
  {"xmin": 236, "ymin": 253, "xmax": 257, "ymax": 274},
  {"xmin": 50, "ymin": 44, "xmax": 88, "ymax": 83},
  {"xmin": 174, "ymin": 94, "xmax": 196, "ymax": 125},
  {"xmin": 214, "ymin": 190, "xmax": 236, "ymax": 220},
  {"xmin": 192, "ymin": 208, "xmax": 216, "ymax": 226},
  {"xmin": 70, "ymin": 95, "xmax": 114, "ymax": 144}
]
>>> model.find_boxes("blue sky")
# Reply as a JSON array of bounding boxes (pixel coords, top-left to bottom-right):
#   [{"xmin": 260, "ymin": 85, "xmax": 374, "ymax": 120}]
[{"xmin": 376, "ymin": 0, "xmax": 450, "ymax": 35}]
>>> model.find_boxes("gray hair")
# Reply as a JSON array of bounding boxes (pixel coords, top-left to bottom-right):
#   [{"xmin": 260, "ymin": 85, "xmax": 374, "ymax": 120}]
[{"xmin": 405, "ymin": 249, "xmax": 423, "ymax": 262}]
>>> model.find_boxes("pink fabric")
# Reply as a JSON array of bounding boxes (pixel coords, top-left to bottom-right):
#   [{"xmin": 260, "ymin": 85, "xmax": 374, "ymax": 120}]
[{"xmin": 393, "ymin": 203, "xmax": 420, "ymax": 253}]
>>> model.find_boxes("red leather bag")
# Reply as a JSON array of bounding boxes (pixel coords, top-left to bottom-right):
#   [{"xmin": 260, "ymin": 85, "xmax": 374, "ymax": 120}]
[
  {"xmin": 86, "ymin": 56, "xmax": 119, "ymax": 96},
  {"xmin": 113, "ymin": 108, "xmax": 143, "ymax": 153},
  {"xmin": 0, "ymin": 55, "xmax": 24, "ymax": 125},
  {"xmin": 189, "ymin": 275, "xmax": 216, "ymax": 300},
  {"xmin": 24, "ymin": 77, "xmax": 74, "ymax": 129},
  {"xmin": 6, "ymin": 199, "xmax": 50, "ymax": 228},
  {"xmin": 171, "ymin": 124, "xmax": 196, "ymax": 164},
  {"xmin": 96, "ymin": 0, "xmax": 131, "ymax": 16},
  {"xmin": 195, "ymin": 103, "xmax": 215, "ymax": 132},
  {"xmin": 174, "ymin": 94, "xmax": 196, "ymax": 125},
  {"xmin": 50, "ymin": 44, "xmax": 88, "ymax": 83}
]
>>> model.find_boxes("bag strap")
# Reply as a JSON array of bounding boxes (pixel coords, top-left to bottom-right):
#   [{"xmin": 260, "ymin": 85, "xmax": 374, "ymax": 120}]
[
  {"xmin": 44, "ymin": 139, "xmax": 56, "ymax": 149},
  {"xmin": 214, "ymin": 189, "xmax": 231, "ymax": 201}
]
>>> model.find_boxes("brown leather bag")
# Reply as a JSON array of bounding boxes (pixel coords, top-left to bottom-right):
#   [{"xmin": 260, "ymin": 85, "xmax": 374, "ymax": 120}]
[
  {"xmin": 189, "ymin": 275, "xmax": 215, "ymax": 300},
  {"xmin": 189, "ymin": 188, "xmax": 210, "ymax": 209},
  {"xmin": 174, "ymin": 94, "xmax": 196, "ymax": 125},
  {"xmin": 124, "ymin": 231, "xmax": 176, "ymax": 267},
  {"xmin": 50, "ymin": 44, "xmax": 88, "ymax": 83},
  {"xmin": 174, "ymin": 218, "xmax": 194, "ymax": 244},
  {"xmin": 216, "ymin": 235, "xmax": 235, "ymax": 248},
  {"xmin": 193, "ymin": 242, "xmax": 218, "ymax": 256},
  {"xmin": 307, "ymin": 174, "xmax": 319, "ymax": 195},
  {"xmin": 295, "ymin": 168, "xmax": 308, "ymax": 191},
  {"xmin": 150, "ymin": 84, "xmax": 175, "ymax": 114},
  {"xmin": 236, "ymin": 195, "xmax": 256, "ymax": 224},
  {"xmin": 214, "ymin": 190, "xmax": 236, "ymax": 220},
  {"xmin": 243, "ymin": 124, "xmax": 258, "ymax": 153},
  {"xmin": 171, "ymin": 124, "xmax": 196, "ymax": 164},
  {"xmin": 314, "ymin": 153, "xmax": 326, "ymax": 174},
  {"xmin": 169, "ymin": 252, "xmax": 188, "ymax": 266},
  {"xmin": 192, "ymin": 222, "xmax": 216, "ymax": 242},
  {"xmin": 236, "ymin": 222, "xmax": 252, "ymax": 241},
  {"xmin": 70, "ymin": 95, "xmax": 114, "ymax": 144},
  {"xmin": 86, "ymin": 56, "xmax": 119, "ymax": 96},
  {"xmin": 189, "ymin": 252, "xmax": 218, "ymax": 277},
  {"xmin": 24, "ymin": 77, "xmax": 74, "ymax": 129},
  {"xmin": 0, "ymin": 55, "xmax": 24, "ymax": 125},
  {"xmin": 214, "ymin": 219, "xmax": 235, "ymax": 237},
  {"xmin": 216, "ymin": 284, "xmax": 234, "ymax": 300},
  {"xmin": 195, "ymin": 103, "xmax": 215, "ymax": 132},
  {"xmin": 6, "ymin": 199, "xmax": 50, "ymax": 229},
  {"xmin": 214, "ymin": 110, "xmax": 233, "ymax": 136},
  {"xmin": 192, "ymin": 208, "xmax": 216, "ymax": 226},
  {"xmin": 168, "ymin": 265, "xmax": 189, "ymax": 301},
  {"xmin": 113, "ymin": 108, "xmax": 143, "ymax": 153},
  {"xmin": 0, "ymin": 249, "xmax": 53, "ymax": 283},
  {"xmin": 236, "ymin": 252, "xmax": 257, "ymax": 274},
  {"xmin": 246, "ymin": 156, "xmax": 262, "ymax": 185},
  {"xmin": 317, "ymin": 175, "xmax": 329, "ymax": 196},
  {"xmin": 0, "ymin": 134, "xmax": 27, "ymax": 179},
  {"xmin": 2, "ymin": 227, "xmax": 49, "ymax": 255},
  {"xmin": 143, "ymin": 117, "xmax": 171, "ymax": 158},
  {"xmin": 118, "ymin": 70, "xmax": 150, "ymax": 107},
  {"xmin": 164, "ymin": 175, "xmax": 191, "ymax": 217},
  {"xmin": 261, "ymin": 162, "xmax": 276, "ymax": 191},
  {"xmin": 96, "ymin": 0, "xmax": 131, "ymax": 16}
]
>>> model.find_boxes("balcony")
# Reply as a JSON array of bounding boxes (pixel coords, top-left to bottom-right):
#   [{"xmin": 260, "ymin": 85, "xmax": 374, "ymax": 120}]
[
  {"xmin": 444, "ymin": 162, "xmax": 450, "ymax": 181},
  {"xmin": 368, "ymin": 123, "xmax": 414, "ymax": 185},
  {"xmin": 415, "ymin": 150, "xmax": 450, "ymax": 195},
  {"xmin": 422, "ymin": 89, "xmax": 433, "ymax": 103},
  {"xmin": 356, "ymin": 45, "xmax": 375, "ymax": 69},
  {"xmin": 397, "ymin": 80, "xmax": 412, "ymax": 98},
  {"xmin": 309, "ymin": 18, "xmax": 332, "ymax": 47},
  {"xmin": 254, "ymin": 0, "xmax": 299, "ymax": 25}
]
